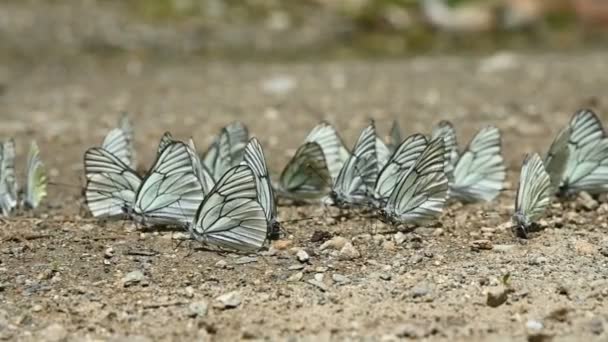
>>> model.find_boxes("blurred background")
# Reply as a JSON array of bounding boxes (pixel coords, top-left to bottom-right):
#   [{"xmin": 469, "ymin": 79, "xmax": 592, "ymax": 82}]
[{"xmin": 1, "ymin": 0, "xmax": 608, "ymax": 61}]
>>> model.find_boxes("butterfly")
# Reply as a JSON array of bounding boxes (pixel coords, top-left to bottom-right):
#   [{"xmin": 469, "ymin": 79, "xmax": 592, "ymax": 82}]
[
  {"xmin": 557, "ymin": 109, "xmax": 608, "ymax": 195},
  {"xmin": 448, "ymin": 126, "xmax": 506, "ymax": 202},
  {"xmin": 512, "ymin": 153, "xmax": 552, "ymax": 238},
  {"xmin": 274, "ymin": 141, "xmax": 331, "ymax": 202},
  {"xmin": 188, "ymin": 164, "xmax": 269, "ymax": 252},
  {"xmin": 23, "ymin": 141, "xmax": 48, "ymax": 209},
  {"xmin": 303, "ymin": 121, "xmax": 350, "ymax": 181},
  {"xmin": 430, "ymin": 120, "xmax": 459, "ymax": 176},
  {"xmin": 386, "ymin": 120, "xmax": 403, "ymax": 153},
  {"xmin": 202, "ymin": 121, "xmax": 249, "ymax": 179},
  {"xmin": 373, "ymin": 133, "xmax": 428, "ymax": 206},
  {"xmin": 101, "ymin": 113, "xmax": 136, "ymax": 169},
  {"xmin": 378, "ymin": 137, "xmax": 448, "ymax": 225},
  {"xmin": 0, "ymin": 139, "xmax": 18, "ymax": 215},
  {"xmin": 543, "ymin": 126, "xmax": 571, "ymax": 193},
  {"xmin": 242, "ymin": 138, "xmax": 282, "ymax": 240},
  {"xmin": 376, "ymin": 136, "xmax": 391, "ymax": 170},
  {"xmin": 330, "ymin": 121, "xmax": 378, "ymax": 207}
]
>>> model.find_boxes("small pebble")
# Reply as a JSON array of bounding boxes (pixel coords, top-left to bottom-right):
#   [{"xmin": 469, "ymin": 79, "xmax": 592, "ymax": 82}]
[
  {"xmin": 287, "ymin": 272, "xmax": 303, "ymax": 282},
  {"xmin": 121, "ymin": 270, "xmax": 145, "ymax": 287},
  {"xmin": 215, "ymin": 291, "xmax": 241, "ymax": 309},
  {"xmin": 338, "ymin": 242, "xmax": 360, "ymax": 260},
  {"xmin": 307, "ymin": 279, "xmax": 328, "ymax": 292},
  {"xmin": 296, "ymin": 250, "xmax": 310, "ymax": 263},
  {"xmin": 320, "ymin": 236, "xmax": 348, "ymax": 251},
  {"xmin": 526, "ymin": 319, "xmax": 543, "ymax": 331},
  {"xmin": 486, "ymin": 285, "xmax": 509, "ymax": 307},
  {"xmin": 188, "ymin": 301, "xmax": 209, "ymax": 318},
  {"xmin": 215, "ymin": 260, "xmax": 227, "ymax": 269},
  {"xmin": 332, "ymin": 274, "xmax": 350, "ymax": 284}
]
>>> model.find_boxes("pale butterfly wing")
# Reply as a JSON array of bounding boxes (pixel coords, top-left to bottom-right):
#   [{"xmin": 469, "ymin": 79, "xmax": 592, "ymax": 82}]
[
  {"xmin": 276, "ymin": 142, "xmax": 331, "ymax": 201},
  {"xmin": 242, "ymin": 138, "xmax": 280, "ymax": 239},
  {"xmin": 190, "ymin": 164, "xmax": 268, "ymax": 252},
  {"xmin": 374, "ymin": 134, "xmax": 428, "ymax": 203},
  {"xmin": 330, "ymin": 121, "xmax": 378, "ymax": 206},
  {"xmin": 0, "ymin": 139, "xmax": 18, "ymax": 215},
  {"xmin": 513, "ymin": 153, "xmax": 552, "ymax": 238},
  {"xmin": 387, "ymin": 119, "xmax": 403, "ymax": 152},
  {"xmin": 0, "ymin": 145, "xmax": 11, "ymax": 216},
  {"xmin": 305, "ymin": 121, "xmax": 350, "ymax": 181},
  {"xmin": 203, "ymin": 122, "xmax": 249, "ymax": 178},
  {"xmin": 544, "ymin": 126, "xmax": 571, "ymax": 192},
  {"xmin": 102, "ymin": 128, "xmax": 132, "ymax": 167},
  {"xmin": 132, "ymin": 141, "xmax": 205, "ymax": 227},
  {"xmin": 24, "ymin": 141, "xmax": 47, "ymax": 209},
  {"xmin": 84, "ymin": 147, "xmax": 142, "ymax": 218},
  {"xmin": 376, "ymin": 137, "xmax": 391, "ymax": 170},
  {"xmin": 450, "ymin": 126, "xmax": 506, "ymax": 202},
  {"xmin": 382, "ymin": 138, "xmax": 448, "ymax": 224},
  {"xmin": 162, "ymin": 133, "xmax": 215, "ymax": 195},
  {"xmin": 431, "ymin": 120, "xmax": 459, "ymax": 175},
  {"xmin": 118, "ymin": 112, "xmax": 136, "ymax": 169},
  {"xmin": 560, "ymin": 109, "xmax": 608, "ymax": 194},
  {"xmin": 157, "ymin": 132, "xmax": 175, "ymax": 155}
]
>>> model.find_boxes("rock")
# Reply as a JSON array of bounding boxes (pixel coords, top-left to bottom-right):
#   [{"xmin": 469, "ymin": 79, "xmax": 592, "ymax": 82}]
[
  {"xmin": 272, "ymin": 240, "xmax": 293, "ymax": 250},
  {"xmin": 215, "ymin": 260, "xmax": 227, "ymax": 268},
  {"xmin": 578, "ymin": 191, "xmax": 598, "ymax": 210},
  {"xmin": 287, "ymin": 272, "xmax": 303, "ymax": 282},
  {"xmin": 486, "ymin": 285, "xmax": 509, "ymax": 307},
  {"xmin": 188, "ymin": 301, "xmax": 209, "ymax": 318},
  {"xmin": 379, "ymin": 273, "xmax": 392, "ymax": 281},
  {"xmin": 588, "ymin": 317, "xmax": 604, "ymax": 335},
  {"xmin": 382, "ymin": 241, "xmax": 396, "ymax": 251},
  {"xmin": 121, "ymin": 270, "xmax": 145, "ymax": 287},
  {"xmin": 394, "ymin": 322, "xmax": 428, "ymax": 338},
  {"xmin": 394, "ymin": 232, "xmax": 407, "ymax": 245},
  {"xmin": 338, "ymin": 242, "xmax": 360, "ymax": 260},
  {"xmin": 306, "ymin": 279, "xmax": 328, "ymax": 292},
  {"xmin": 526, "ymin": 319, "xmax": 544, "ymax": 331},
  {"xmin": 234, "ymin": 257, "xmax": 257, "ymax": 265},
  {"xmin": 310, "ymin": 230, "xmax": 332, "ymax": 243},
  {"xmin": 574, "ymin": 240, "xmax": 597, "ymax": 255},
  {"xmin": 215, "ymin": 291, "xmax": 241, "ymax": 309},
  {"xmin": 296, "ymin": 250, "xmax": 310, "ymax": 263},
  {"xmin": 332, "ymin": 274, "xmax": 350, "ymax": 284},
  {"xmin": 432, "ymin": 228, "xmax": 444, "ymax": 236},
  {"xmin": 320, "ymin": 236, "xmax": 347, "ymax": 251},
  {"xmin": 288, "ymin": 264, "xmax": 305, "ymax": 271},
  {"xmin": 470, "ymin": 239, "xmax": 493, "ymax": 251},
  {"xmin": 493, "ymin": 244, "xmax": 516, "ymax": 252},
  {"xmin": 600, "ymin": 245, "xmax": 608, "ymax": 257},
  {"xmin": 314, "ymin": 273, "xmax": 324, "ymax": 282},
  {"xmin": 38, "ymin": 323, "xmax": 67, "ymax": 342},
  {"xmin": 411, "ymin": 284, "xmax": 430, "ymax": 298},
  {"xmin": 409, "ymin": 254, "xmax": 423, "ymax": 264},
  {"xmin": 172, "ymin": 232, "xmax": 190, "ymax": 240},
  {"xmin": 104, "ymin": 247, "xmax": 114, "ymax": 259},
  {"xmin": 547, "ymin": 307, "xmax": 570, "ymax": 322},
  {"xmin": 528, "ymin": 256, "xmax": 547, "ymax": 266}
]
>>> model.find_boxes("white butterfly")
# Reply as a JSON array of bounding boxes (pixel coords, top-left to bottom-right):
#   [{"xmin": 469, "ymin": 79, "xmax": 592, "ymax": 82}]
[
  {"xmin": 544, "ymin": 126, "xmax": 571, "ymax": 193},
  {"xmin": 449, "ymin": 126, "xmax": 506, "ymax": 202},
  {"xmin": 373, "ymin": 133, "xmax": 428, "ymax": 206},
  {"xmin": 376, "ymin": 136, "xmax": 391, "ymax": 170},
  {"xmin": 202, "ymin": 121, "xmax": 249, "ymax": 179},
  {"xmin": 430, "ymin": 120, "xmax": 459, "ymax": 176},
  {"xmin": 378, "ymin": 138, "xmax": 448, "ymax": 225},
  {"xmin": 558, "ymin": 109, "xmax": 608, "ymax": 195},
  {"xmin": 386, "ymin": 120, "xmax": 403, "ymax": 153},
  {"xmin": 242, "ymin": 138, "xmax": 282, "ymax": 240},
  {"xmin": 102, "ymin": 114, "xmax": 136, "ymax": 169},
  {"xmin": 274, "ymin": 141, "xmax": 331, "ymax": 202},
  {"xmin": 23, "ymin": 141, "xmax": 47, "ymax": 209},
  {"xmin": 304, "ymin": 121, "xmax": 350, "ymax": 181},
  {"xmin": 188, "ymin": 164, "xmax": 268, "ymax": 252},
  {"xmin": 130, "ymin": 141, "xmax": 207, "ymax": 227},
  {"xmin": 330, "ymin": 121, "xmax": 378, "ymax": 207},
  {"xmin": 512, "ymin": 153, "xmax": 552, "ymax": 238},
  {"xmin": 0, "ymin": 139, "xmax": 17, "ymax": 215}
]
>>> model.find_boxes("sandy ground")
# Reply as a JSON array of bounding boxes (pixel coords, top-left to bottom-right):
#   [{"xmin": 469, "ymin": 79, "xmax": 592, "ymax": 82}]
[{"xmin": 0, "ymin": 52, "xmax": 607, "ymax": 341}]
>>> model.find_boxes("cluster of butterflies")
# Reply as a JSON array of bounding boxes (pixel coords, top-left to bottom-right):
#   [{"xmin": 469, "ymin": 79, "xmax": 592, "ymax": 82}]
[
  {"xmin": 0, "ymin": 139, "xmax": 47, "ymax": 217},
  {"xmin": 84, "ymin": 109, "xmax": 606, "ymax": 252}
]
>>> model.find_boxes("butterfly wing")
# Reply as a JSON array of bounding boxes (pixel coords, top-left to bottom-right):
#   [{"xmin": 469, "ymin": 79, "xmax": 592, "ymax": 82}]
[
  {"xmin": 450, "ymin": 126, "xmax": 506, "ymax": 202},
  {"xmin": 132, "ymin": 141, "xmax": 205, "ymax": 226},
  {"xmin": 102, "ymin": 128, "xmax": 132, "ymax": 168},
  {"xmin": 513, "ymin": 153, "xmax": 552, "ymax": 237},
  {"xmin": 374, "ymin": 134, "xmax": 428, "ymax": 203},
  {"xmin": 242, "ymin": 138, "xmax": 276, "ymax": 224},
  {"xmin": 84, "ymin": 147, "xmax": 142, "ymax": 218},
  {"xmin": 276, "ymin": 142, "xmax": 331, "ymax": 201},
  {"xmin": 544, "ymin": 127, "xmax": 571, "ymax": 192},
  {"xmin": 118, "ymin": 112, "xmax": 136, "ymax": 168},
  {"xmin": 383, "ymin": 138, "xmax": 448, "ymax": 224},
  {"xmin": 431, "ymin": 120, "xmax": 459, "ymax": 175},
  {"xmin": 331, "ymin": 121, "xmax": 378, "ymax": 206},
  {"xmin": 0, "ymin": 139, "xmax": 18, "ymax": 215},
  {"xmin": 561, "ymin": 109, "xmax": 608, "ymax": 194},
  {"xmin": 305, "ymin": 121, "xmax": 350, "ymax": 181},
  {"xmin": 190, "ymin": 164, "xmax": 268, "ymax": 252},
  {"xmin": 24, "ymin": 141, "xmax": 47, "ymax": 209},
  {"xmin": 203, "ymin": 122, "xmax": 249, "ymax": 179},
  {"xmin": 376, "ymin": 137, "xmax": 391, "ymax": 170},
  {"xmin": 387, "ymin": 119, "xmax": 403, "ymax": 152},
  {"xmin": 157, "ymin": 132, "xmax": 175, "ymax": 155}
]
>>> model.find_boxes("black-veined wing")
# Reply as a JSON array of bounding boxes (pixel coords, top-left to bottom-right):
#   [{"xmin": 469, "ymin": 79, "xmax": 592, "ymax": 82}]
[
  {"xmin": 450, "ymin": 126, "xmax": 506, "ymax": 202},
  {"xmin": 102, "ymin": 128, "xmax": 132, "ymax": 167},
  {"xmin": 132, "ymin": 141, "xmax": 205, "ymax": 227},
  {"xmin": 431, "ymin": 120, "xmax": 459, "ymax": 175},
  {"xmin": 275, "ymin": 142, "xmax": 331, "ymax": 201},
  {"xmin": 0, "ymin": 139, "xmax": 18, "ymax": 215},
  {"xmin": 380, "ymin": 138, "xmax": 448, "ymax": 224},
  {"xmin": 203, "ymin": 121, "xmax": 249, "ymax": 179},
  {"xmin": 157, "ymin": 132, "xmax": 174, "ymax": 155},
  {"xmin": 305, "ymin": 121, "xmax": 350, "ymax": 181},
  {"xmin": 374, "ymin": 134, "xmax": 428, "ymax": 204},
  {"xmin": 544, "ymin": 126, "xmax": 571, "ymax": 193},
  {"xmin": 387, "ymin": 119, "xmax": 403, "ymax": 153},
  {"xmin": 330, "ymin": 121, "xmax": 378, "ymax": 207},
  {"xmin": 84, "ymin": 147, "xmax": 142, "ymax": 218},
  {"xmin": 189, "ymin": 164, "xmax": 268, "ymax": 252},
  {"xmin": 376, "ymin": 136, "xmax": 391, "ymax": 170},
  {"xmin": 23, "ymin": 141, "xmax": 47, "ymax": 209},
  {"xmin": 560, "ymin": 109, "xmax": 608, "ymax": 195},
  {"xmin": 119, "ymin": 112, "xmax": 136, "ymax": 169},
  {"xmin": 512, "ymin": 153, "xmax": 552, "ymax": 238}
]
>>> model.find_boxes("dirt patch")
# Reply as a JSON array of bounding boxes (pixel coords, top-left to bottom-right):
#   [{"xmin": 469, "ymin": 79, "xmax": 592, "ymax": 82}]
[{"xmin": 0, "ymin": 53, "xmax": 607, "ymax": 340}]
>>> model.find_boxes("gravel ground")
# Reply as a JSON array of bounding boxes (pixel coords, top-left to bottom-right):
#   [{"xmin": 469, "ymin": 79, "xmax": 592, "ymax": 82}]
[{"xmin": 0, "ymin": 52, "xmax": 607, "ymax": 341}]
